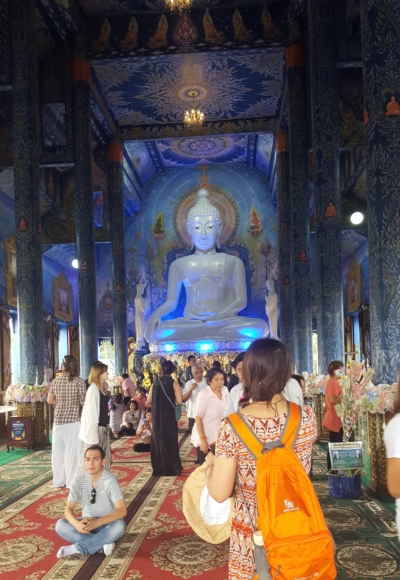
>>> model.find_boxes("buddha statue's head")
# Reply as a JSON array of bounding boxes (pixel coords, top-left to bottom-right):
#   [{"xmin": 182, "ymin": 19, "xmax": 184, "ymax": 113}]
[{"xmin": 186, "ymin": 188, "xmax": 222, "ymax": 252}]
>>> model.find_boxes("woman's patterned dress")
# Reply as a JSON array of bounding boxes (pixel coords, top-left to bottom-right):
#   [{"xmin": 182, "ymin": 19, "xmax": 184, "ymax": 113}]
[{"xmin": 215, "ymin": 406, "xmax": 317, "ymax": 580}]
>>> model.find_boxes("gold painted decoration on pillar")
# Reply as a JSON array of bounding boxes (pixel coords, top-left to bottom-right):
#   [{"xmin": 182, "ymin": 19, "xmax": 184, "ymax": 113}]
[
  {"xmin": 6, "ymin": 236, "xmax": 17, "ymax": 308},
  {"xmin": 347, "ymin": 260, "xmax": 361, "ymax": 313},
  {"xmin": 54, "ymin": 270, "xmax": 73, "ymax": 322}
]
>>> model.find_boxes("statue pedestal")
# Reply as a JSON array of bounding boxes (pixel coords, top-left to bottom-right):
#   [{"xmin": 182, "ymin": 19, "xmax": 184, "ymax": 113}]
[{"xmin": 149, "ymin": 339, "xmax": 253, "ymax": 354}]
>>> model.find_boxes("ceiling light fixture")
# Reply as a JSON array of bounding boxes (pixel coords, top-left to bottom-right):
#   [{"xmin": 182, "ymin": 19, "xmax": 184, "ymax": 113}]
[
  {"xmin": 184, "ymin": 92, "xmax": 204, "ymax": 129},
  {"xmin": 165, "ymin": 0, "xmax": 192, "ymax": 14},
  {"xmin": 350, "ymin": 211, "xmax": 364, "ymax": 225},
  {"xmin": 72, "ymin": 259, "xmax": 79, "ymax": 269}
]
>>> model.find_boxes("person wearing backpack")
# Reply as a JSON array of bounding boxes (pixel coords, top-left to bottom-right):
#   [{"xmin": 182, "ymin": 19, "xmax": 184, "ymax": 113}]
[{"xmin": 204, "ymin": 338, "xmax": 336, "ymax": 580}]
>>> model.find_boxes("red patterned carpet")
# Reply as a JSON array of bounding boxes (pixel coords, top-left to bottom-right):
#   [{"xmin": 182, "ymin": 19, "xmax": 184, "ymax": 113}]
[{"xmin": 0, "ymin": 423, "xmax": 229, "ymax": 580}]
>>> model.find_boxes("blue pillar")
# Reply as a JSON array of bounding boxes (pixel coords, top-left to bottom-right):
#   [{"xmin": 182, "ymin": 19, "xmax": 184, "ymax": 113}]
[
  {"xmin": 276, "ymin": 133, "xmax": 293, "ymax": 355},
  {"xmin": 286, "ymin": 44, "xmax": 313, "ymax": 372},
  {"xmin": 72, "ymin": 58, "xmax": 98, "ymax": 380},
  {"xmin": 308, "ymin": 0, "xmax": 344, "ymax": 373},
  {"xmin": 360, "ymin": 0, "xmax": 400, "ymax": 382},
  {"xmin": 12, "ymin": 0, "xmax": 44, "ymax": 384},
  {"xmin": 109, "ymin": 141, "xmax": 128, "ymax": 374}
]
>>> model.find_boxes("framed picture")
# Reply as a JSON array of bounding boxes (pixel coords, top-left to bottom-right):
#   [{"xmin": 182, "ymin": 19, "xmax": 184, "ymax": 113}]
[
  {"xmin": 54, "ymin": 270, "xmax": 73, "ymax": 322},
  {"xmin": 347, "ymin": 260, "xmax": 361, "ymax": 313},
  {"xmin": 6, "ymin": 236, "xmax": 17, "ymax": 308}
]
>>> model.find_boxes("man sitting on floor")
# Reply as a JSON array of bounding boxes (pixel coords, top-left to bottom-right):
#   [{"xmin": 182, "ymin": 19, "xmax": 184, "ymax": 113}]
[{"xmin": 55, "ymin": 444, "xmax": 127, "ymax": 558}]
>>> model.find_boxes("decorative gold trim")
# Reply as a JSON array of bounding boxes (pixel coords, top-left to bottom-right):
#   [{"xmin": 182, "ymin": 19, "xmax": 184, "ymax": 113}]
[
  {"xmin": 347, "ymin": 260, "xmax": 361, "ymax": 313},
  {"xmin": 6, "ymin": 236, "xmax": 17, "ymax": 308},
  {"xmin": 54, "ymin": 270, "xmax": 73, "ymax": 322}
]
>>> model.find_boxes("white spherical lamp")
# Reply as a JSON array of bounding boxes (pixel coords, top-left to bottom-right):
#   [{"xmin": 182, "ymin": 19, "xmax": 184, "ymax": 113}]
[{"xmin": 350, "ymin": 211, "xmax": 364, "ymax": 225}]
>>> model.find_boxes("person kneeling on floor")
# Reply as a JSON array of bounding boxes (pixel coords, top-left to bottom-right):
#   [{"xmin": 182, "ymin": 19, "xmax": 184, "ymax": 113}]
[{"xmin": 55, "ymin": 444, "xmax": 127, "ymax": 559}]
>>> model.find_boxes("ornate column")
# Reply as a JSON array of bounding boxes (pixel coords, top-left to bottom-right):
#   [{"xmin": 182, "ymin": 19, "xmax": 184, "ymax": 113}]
[
  {"xmin": 72, "ymin": 58, "xmax": 98, "ymax": 379},
  {"xmin": 308, "ymin": 0, "xmax": 344, "ymax": 373},
  {"xmin": 12, "ymin": 0, "xmax": 44, "ymax": 384},
  {"xmin": 276, "ymin": 133, "xmax": 293, "ymax": 354},
  {"xmin": 109, "ymin": 141, "xmax": 128, "ymax": 375},
  {"xmin": 361, "ymin": 0, "xmax": 400, "ymax": 383},
  {"xmin": 286, "ymin": 44, "xmax": 313, "ymax": 372}
]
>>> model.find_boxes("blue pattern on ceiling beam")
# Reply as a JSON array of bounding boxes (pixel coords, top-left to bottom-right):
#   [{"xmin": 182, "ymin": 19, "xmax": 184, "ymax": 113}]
[
  {"xmin": 255, "ymin": 133, "xmax": 273, "ymax": 176},
  {"xmin": 145, "ymin": 141, "xmax": 163, "ymax": 172},
  {"xmin": 248, "ymin": 133, "xmax": 257, "ymax": 166},
  {"xmin": 86, "ymin": 4, "xmax": 287, "ymax": 59}
]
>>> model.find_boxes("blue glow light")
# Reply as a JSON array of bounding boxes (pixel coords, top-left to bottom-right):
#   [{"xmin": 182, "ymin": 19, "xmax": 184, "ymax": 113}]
[
  {"xmin": 164, "ymin": 343, "xmax": 176, "ymax": 352},
  {"xmin": 198, "ymin": 342, "xmax": 213, "ymax": 352},
  {"xmin": 242, "ymin": 341, "xmax": 252, "ymax": 349},
  {"xmin": 238, "ymin": 328, "xmax": 261, "ymax": 338},
  {"xmin": 159, "ymin": 329, "xmax": 175, "ymax": 338}
]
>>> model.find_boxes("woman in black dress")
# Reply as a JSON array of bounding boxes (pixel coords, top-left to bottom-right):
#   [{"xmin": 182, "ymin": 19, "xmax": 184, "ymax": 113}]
[{"xmin": 147, "ymin": 360, "xmax": 183, "ymax": 476}]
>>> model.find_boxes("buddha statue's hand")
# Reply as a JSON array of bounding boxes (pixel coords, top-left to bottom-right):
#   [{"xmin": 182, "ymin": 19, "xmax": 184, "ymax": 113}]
[{"xmin": 144, "ymin": 313, "xmax": 161, "ymax": 343}]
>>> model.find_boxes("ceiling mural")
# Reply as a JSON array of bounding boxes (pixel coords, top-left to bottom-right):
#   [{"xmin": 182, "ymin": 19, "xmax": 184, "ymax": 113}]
[
  {"xmin": 154, "ymin": 135, "xmax": 247, "ymax": 166},
  {"xmin": 341, "ymin": 230, "xmax": 367, "ymax": 261},
  {"xmin": 255, "ymin": 133, "xmax": 274, "ymax": 176},
  {"xmin": 91, "ymin": 49, "xmax": 285, "ymax": 130},
  {"xmin": 124, "ymin": 142, "xmax": 156, "ymax": 183}
]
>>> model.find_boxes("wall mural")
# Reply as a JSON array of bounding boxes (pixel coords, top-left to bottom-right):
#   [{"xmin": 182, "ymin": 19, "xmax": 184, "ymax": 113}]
[
  {"xmin": 124, "ymin": 142, "xmax": 156, "ymax": 182},
  {"xmin": 125, "ymin": 165, "xmax": 277, "ymax": 337},
  {"xmin": 255, "ymin": 133, "xmax": 274, "ymax": 176},
  {"xmin": 338, "ymin": 68, "xmax": 365, "ymax": 147},
  {"xmin": 154, "ymin": 135, "xmax": 248, "ymax": 167},
  {"xmin": 91, "ymin": 49, "xmax": 285, "ymax": 128},
  {"xmin": 85, "ymin": 3, "xmax": 287, "ymax": 58},
  {"xmin": 342, "ymin": 240, "xmax": 369, "ymax": 318},
  {"xmin": 43, "ymin": 257, "xmax": 79, "ymax": 325}
]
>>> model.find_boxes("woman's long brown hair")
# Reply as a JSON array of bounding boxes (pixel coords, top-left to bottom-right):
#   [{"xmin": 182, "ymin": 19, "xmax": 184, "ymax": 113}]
[{"xmin": 88, "ymin": 362, "xmax": 108, "ymax": 391}]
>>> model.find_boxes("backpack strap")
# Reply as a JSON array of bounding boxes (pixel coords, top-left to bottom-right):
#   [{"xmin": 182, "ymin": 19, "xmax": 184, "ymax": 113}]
[
  {"xmin": 227, "ymin": 401, "xmax": 302, "ymax": 457},
  {"xmin": 280, "ymin": 402, "xmax": 302, "ymax": 450},
  {"xmin": 227, "ymin": 412, "xmax": 263, "ymax": 459}
]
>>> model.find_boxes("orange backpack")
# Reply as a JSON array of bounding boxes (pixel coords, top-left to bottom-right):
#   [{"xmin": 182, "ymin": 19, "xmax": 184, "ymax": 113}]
[{"xmin": 227, "ymin": 403, "xmax": 337, "ymax": 580}]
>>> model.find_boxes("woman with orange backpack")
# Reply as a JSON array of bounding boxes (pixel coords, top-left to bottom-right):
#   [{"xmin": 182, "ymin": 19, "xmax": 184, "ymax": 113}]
[{"xmin": 204, "ymin": 339, "xmax": 335, "ymax": 580}]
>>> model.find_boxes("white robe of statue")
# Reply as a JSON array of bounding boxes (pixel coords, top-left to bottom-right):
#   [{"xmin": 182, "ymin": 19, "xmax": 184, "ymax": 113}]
[
  {"xmin": 144, "ymin": 188, "xmax": 269, "ymax": 347},
  {"xmin": 266, "ymin": 279, "xmax": 278, "ymax": 339},
  {"xmin": 135, "ymin": 283, "xmax": 146, "ymax": 350}
]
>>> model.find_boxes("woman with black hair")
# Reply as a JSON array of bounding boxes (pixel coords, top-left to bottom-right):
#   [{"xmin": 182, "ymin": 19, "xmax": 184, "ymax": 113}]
[{"xmin": 147, "ymin": 360, "xmax": 182, "ymax": 476}]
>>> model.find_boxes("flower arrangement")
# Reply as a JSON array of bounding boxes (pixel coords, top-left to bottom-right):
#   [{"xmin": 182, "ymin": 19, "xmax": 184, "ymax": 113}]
[
  {"xmin": 358, "ymin": 382, "xmax": 396, "ymax": 414},
  {"xmin": 6, "ymin": 383, "xmax": 51, "ymax": 403},
  {"xmin": 303, "ymin": 372, "xmax": 327, "ymax": 397},
  {"xmin": 335, "ymin": 364, "xmax": 375, "ymax": 440}
]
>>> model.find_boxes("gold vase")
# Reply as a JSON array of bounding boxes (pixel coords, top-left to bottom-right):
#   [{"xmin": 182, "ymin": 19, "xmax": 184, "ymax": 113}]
[{"xmin": 16, "ymin": 402, "xmax": 32, "ymax": 417}]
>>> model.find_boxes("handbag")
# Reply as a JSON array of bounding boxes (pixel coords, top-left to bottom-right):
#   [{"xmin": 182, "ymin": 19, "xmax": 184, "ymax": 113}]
[{"xmin": 158, "ymin": 376, "xmax": 182, "ymax": 421}]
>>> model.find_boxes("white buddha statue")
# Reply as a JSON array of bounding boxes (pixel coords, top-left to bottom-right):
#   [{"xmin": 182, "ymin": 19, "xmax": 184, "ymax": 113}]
[{"xmin": 144, "ymin": 188, "xmax": 269, "ymax": 348}]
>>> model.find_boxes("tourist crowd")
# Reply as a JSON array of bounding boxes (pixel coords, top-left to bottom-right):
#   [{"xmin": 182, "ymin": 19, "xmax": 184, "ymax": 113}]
[{"xmin": 46, "ymin": 340, "xmax": 400, "ymax": 579}]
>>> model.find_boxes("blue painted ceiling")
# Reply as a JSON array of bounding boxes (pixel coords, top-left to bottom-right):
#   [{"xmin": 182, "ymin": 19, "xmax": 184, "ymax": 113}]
[{"xmin": 91, "ymin": 49, "xmax": 285, "ymax": 129}]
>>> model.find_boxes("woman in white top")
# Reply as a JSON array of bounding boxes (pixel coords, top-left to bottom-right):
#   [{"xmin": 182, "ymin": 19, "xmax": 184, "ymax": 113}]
[
  {"xmin": 183, "ymin": 364, "xmax": 207, "ymax": 432},
  {"xmin": 79, "ymin": 362, "xmax": 111, "ymax": 470},
  {"xmin": 191, "ymin": 368, "xmax": 229, "ymax": 465},
  {"xmin": 120, "ymin": 400, "xmax": 141, "ymax": 436},
  {"xmin": 384, "ymin": 375, "xmax": 400, "ymax": 540}
]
